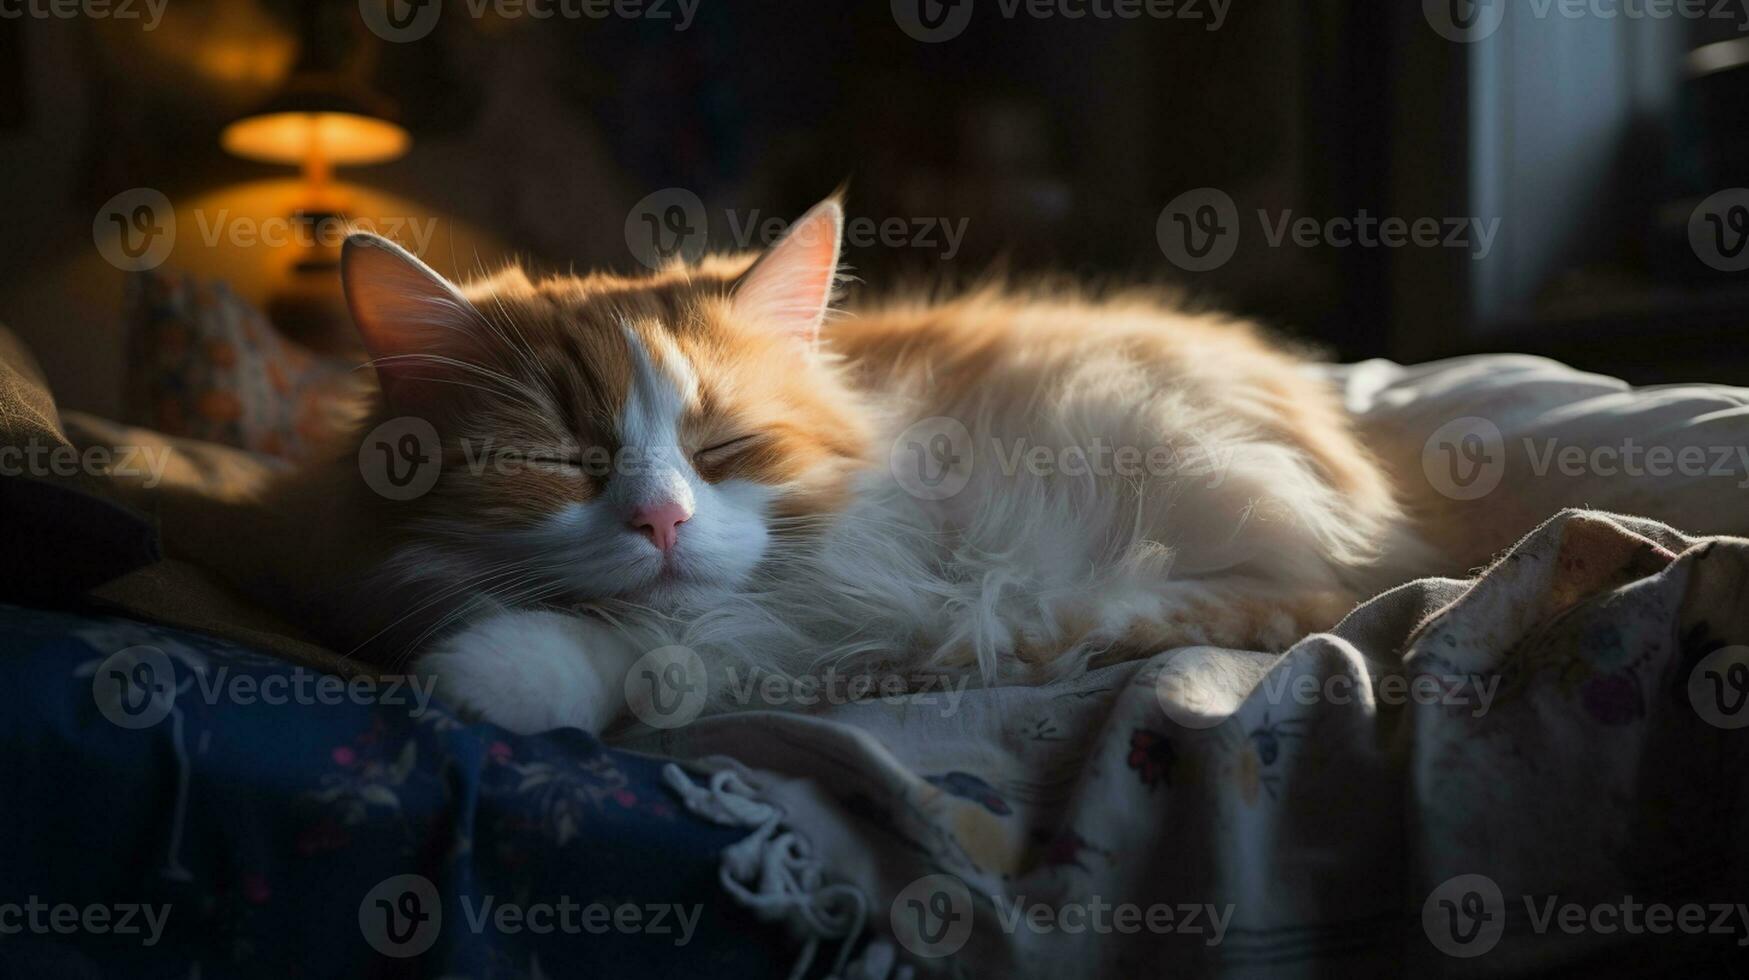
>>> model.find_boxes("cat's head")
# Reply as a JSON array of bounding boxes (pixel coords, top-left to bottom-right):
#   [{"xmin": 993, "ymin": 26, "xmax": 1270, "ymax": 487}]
[{"xmin": 341, "ymin": 197, "xmax": 873, "ymax": 613}]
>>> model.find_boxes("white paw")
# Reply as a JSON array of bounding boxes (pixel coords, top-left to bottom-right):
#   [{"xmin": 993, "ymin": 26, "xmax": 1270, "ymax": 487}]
[{"xmin": 415, "ymin": 609, "xmax": 636, "ymax": 734}]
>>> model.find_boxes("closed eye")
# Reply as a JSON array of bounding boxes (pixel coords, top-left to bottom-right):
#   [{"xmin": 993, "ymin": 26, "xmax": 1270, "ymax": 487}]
[
  {"xmin": 694, "ymin": 435, "xmax": 759, "ymax": 464},
  {"xmin": 498, "ymin": 449, "xmax": 584, "ymax": 469}
]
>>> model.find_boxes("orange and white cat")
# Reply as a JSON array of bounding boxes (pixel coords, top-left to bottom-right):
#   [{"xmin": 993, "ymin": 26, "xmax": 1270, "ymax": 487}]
[{"xmin": 185, "ymin": 196, "xmax": 1438, "ymax": 733}]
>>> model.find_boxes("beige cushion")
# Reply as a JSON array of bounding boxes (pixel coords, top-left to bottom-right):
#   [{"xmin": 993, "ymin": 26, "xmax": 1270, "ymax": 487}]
[{"xmin": 0, "ymin": 322, "xmax": 350, "ymax": 675}]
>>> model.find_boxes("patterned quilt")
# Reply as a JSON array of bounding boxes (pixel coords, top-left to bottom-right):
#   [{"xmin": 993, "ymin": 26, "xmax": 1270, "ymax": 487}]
[
  {"xmin": 627, "ymin": 510, "xmax": 1749, "ymax": 977},
  {"xmin": 0, "ymin": 604, "xmax": 795, "ymax": 979}
]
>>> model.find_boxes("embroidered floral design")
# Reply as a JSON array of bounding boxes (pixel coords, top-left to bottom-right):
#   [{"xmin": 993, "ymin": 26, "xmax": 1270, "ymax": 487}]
[
  {"xmin": 1576, "ymin": 663, "xmax": 1643, "ymax": 725},
  {"xmin": 1126, "ymin": 729, "xmax": 1176, "ymax": 790},
  {"xmin": 308, "ymin": 729, "xmax": 421, "ymax": 826},
  {"xmin": 1028, "ymin": 828, "xmax": 1112, "ymax": 873},
  {"xmin": 489, "ymin": 747, "xmax": 631, "ymax": 847},
  {"xmin": 924, "ymin": 771, "xmax": 1012, "ymax": 815}
]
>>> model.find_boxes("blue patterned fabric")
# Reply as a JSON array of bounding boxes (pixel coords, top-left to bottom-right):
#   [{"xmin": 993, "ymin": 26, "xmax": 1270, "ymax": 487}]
[{"xmin": 0, "ymin": 604, "xmax": 792, "ymax": 979}]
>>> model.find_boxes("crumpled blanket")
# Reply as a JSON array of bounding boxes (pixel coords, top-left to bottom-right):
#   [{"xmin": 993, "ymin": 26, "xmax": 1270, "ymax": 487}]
[{"xmin": 624, "ymin": 509, "xmax": 1749, "ymax": 977}]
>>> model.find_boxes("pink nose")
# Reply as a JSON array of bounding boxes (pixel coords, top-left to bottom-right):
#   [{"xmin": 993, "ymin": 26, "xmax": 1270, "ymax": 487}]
[{"xmin": 629, "ymin": 501, "xmax": 690, "ymax": 552}]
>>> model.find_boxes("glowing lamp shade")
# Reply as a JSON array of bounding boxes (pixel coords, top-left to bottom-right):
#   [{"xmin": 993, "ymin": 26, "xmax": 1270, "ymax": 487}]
[
  {"xmin": 221, "ymin": 110, "xmax": 408, "ymax": 168},
  {"xmin": 221, "ymin": 86, "xmax": 410, "ymax": 210}
]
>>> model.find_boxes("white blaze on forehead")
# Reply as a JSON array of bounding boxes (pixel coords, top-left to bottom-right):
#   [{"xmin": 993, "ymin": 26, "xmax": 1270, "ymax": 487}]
[
  {"xmin": 618, "ymin": 321, "xmax": 698, "ymax": 447},
  {"xmin": 614, "ymin": 322, "xmax": 699, "ymax": 512}
]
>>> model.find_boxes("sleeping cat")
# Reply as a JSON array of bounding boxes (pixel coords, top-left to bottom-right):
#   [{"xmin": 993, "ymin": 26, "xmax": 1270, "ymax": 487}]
[{"xmin": 171, "ymin": 196, "xmax": 1438, "ymax": 733}]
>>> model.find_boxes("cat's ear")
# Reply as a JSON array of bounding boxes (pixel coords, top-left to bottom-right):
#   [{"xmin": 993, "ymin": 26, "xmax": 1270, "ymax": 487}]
[
  {"xmin": 730, "ymin": 197, "xmax": 843, "ymax": 347},
  {"xmin": 342, "ymin": 233, "xmax": 482, "ymax": 406}
]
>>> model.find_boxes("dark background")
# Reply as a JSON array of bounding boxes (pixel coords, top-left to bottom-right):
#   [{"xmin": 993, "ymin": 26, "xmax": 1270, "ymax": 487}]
[{"xmin": 2, "ymin": 0, "xmax": 1747, "ymax": 417}]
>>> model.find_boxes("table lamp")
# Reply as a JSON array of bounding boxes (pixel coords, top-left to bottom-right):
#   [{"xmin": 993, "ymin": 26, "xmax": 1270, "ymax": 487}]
[{"xmin": 219, "ymin": 71, "xmax": 410, "ymax": 353}]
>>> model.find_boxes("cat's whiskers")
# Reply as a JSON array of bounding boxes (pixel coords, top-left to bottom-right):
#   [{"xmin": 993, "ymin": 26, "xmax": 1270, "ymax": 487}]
[
  {"xmin": 398, "ymin": 582, "xmax": 525, "ymax": 659},
  {"xmin": 481, "ymin": 287, "xmax": 544, "ymax": 375},
  {"xmin": 398, "ymin": 572, "xmax": 577, "ymax": 664},
  {"xmin": 364, "ymin": 353, "xmax": 548, "ymax": 411},
  {"xmin": 453, "ymin": 246, "xmax": 538, "ymax": 372},
  {"xmin": 349, "ymin": 558, "xmax": 544, "ymax": 662}
]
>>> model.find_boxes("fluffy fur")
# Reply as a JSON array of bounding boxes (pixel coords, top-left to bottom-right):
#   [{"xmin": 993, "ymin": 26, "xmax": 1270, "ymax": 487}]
[{"xmin": 173, "ymin": 197, "xmax": 1441, "ymax": 733}]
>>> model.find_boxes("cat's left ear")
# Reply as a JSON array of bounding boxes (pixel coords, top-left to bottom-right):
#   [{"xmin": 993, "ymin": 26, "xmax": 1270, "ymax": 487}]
[
  {"xmin": 731, "ymin": 197, "xmax": 843, "ymax": 347},
  {"xmin": 342, "ymin": 233, "xmax": 484, "ymax": 407}
]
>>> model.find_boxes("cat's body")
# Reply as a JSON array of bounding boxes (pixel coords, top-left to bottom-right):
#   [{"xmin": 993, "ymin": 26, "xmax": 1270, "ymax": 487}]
[{"xmin": 168, "ymin": 199, "xmax": 1439, "ymax": 733}]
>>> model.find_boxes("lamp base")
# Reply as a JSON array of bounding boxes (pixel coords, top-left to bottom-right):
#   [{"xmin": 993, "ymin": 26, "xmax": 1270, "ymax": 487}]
[{"xmin": 267, "ymin": 209, "xmax": 362, "ymax": 359}]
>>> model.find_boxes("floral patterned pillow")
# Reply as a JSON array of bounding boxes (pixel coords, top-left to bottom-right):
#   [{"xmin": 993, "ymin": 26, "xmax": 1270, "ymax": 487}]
[{"xmin": 124, "ymin": 272, "xmax": 358, "ymax": 461}]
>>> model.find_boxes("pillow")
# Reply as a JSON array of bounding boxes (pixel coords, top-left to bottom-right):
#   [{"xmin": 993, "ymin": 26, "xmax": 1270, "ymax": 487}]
[
  {"xmin": 0, "ymin": 323, "xmax": 158, "ymax": 602},
  {"xmin": 1322, "ymin": 356, "xmax": 1749, "ymax": 570},
  {"xmin": 124, "ymin": 271, "xmax": 359, "ymax": 461},
  {"xmin": 60, "ymin": 410, "xmax": 283, "ymax": 506}
]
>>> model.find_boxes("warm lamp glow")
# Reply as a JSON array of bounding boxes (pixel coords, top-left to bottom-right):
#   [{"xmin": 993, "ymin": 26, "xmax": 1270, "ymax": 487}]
[{"xmin": 220, "ymin": 111, "xmax": 410, "ymax": 168}]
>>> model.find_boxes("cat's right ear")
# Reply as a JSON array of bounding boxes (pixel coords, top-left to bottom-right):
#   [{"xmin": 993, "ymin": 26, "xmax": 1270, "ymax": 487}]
[
  {"xmin": 341, "ymin": 233, "xmax": 482, "ymax": 408},
  {"xmin": 730, "ymin": 197, "xmax": 843, "ymax": 348}
]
